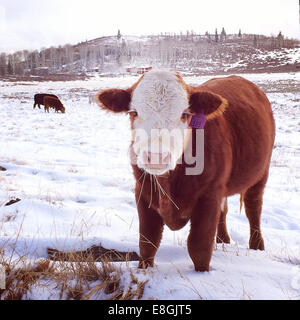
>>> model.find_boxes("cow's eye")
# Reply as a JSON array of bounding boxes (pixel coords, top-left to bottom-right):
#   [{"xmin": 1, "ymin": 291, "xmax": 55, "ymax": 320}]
[
  {"xmin": 129, "ymin": 110, "xmax": 138, "ymax": 118},
  {"xmin": 181, "ymin": 112, "xmax": 192, "ymax": 122}
]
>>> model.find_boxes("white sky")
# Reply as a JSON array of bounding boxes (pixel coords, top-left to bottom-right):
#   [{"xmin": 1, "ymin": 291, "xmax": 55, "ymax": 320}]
[{"xmin": 0, "ymin": 0, "xmax": 299, "ymax": 53}]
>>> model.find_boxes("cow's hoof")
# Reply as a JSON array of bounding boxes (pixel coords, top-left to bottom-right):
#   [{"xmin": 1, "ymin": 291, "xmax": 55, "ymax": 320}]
[
  {"xmin": 216, "ymin": 234, "xmax": 231, "ymax": 244},
  {"xmin": 249, "ymin": 237, "xmax": 265, "ymax": 251},
  {"xmin": 138, "ymin": 259, "xmax": 154, "ymax": 269},
  {"xmin": 194, "ymin": 265, "xmax": 210, "ymax": 272}
]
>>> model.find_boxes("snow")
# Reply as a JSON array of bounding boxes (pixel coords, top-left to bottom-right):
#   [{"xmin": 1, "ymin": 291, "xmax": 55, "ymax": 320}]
[
  {"xmin": 254, "ymin": 48, "xmax": 300, "ymax": 65},
  {"xmin": 0, "ymin": 72, "xmax": 299, "ymax": 300},
  {"xmin": 222, "ymin": 47, "xmax": 300, "ymax": 72}
]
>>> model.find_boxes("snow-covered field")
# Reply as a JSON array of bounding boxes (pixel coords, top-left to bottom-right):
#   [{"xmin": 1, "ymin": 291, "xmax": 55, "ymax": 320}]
[{"xmin": 0, "ymin": 72, "xmax": 299, "ymax": 300}]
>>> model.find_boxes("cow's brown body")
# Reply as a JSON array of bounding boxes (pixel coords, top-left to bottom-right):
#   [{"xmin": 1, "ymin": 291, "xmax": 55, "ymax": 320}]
[
  {"xmin": 34, "ymin": 93, "xmax": 59, "ymax": 109},
  {"xmin": 44, "ymin": 96, "xmax": 65, "ymax": 113},
  {"xmin": 96, "ymin": 73, "xmax": 275, "ymax": 272}
]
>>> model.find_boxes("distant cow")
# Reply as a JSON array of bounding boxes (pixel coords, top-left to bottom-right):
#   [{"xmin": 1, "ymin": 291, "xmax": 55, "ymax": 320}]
[
  {"xmin": 34, "ymin": 94, "xmax": 58, "ymax": 109},
  {"xmin": 95, "ymin": 70, "xmax": 275, "ymax": 272},
  {"xmin": 44, "ymin": 96, "xmax": 65, "ymax": 114}
]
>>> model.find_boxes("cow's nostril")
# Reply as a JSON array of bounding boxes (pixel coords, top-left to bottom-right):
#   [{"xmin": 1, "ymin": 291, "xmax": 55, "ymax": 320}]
[
  {"xmin": 143, "ymin": 152, "xmax": 171, "ymax": 166},
  {"xmin": 162, "ymin": 152, "xmax": 171, "ymax": 164},
  {"xmin": 142, "ymin": 151, "xmax": 150, "ymax": 164}
]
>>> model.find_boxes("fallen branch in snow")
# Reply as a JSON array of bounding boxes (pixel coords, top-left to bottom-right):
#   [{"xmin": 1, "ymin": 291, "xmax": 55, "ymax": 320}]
[
  {"xmin": 0, "ymin": 255, "xmax": 146, "ymax": 300},
  {"xmin": 47, "ymin": 245, "xmax": 140, "ymax": 262},
  {"xmin": 5, "ymin": 199, "xmax": 21, "ymax": 207}
]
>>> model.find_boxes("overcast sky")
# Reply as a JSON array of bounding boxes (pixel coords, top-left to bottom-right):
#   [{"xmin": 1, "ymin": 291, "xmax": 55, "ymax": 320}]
[{"xmin": 0, "ymin": 0, "xmax": 299, "ymax": 53}]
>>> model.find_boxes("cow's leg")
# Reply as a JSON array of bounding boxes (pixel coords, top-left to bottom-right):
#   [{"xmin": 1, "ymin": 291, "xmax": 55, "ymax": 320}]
[
  {"xmin": 137, "ymin": 197, "xmax": 164, "ymax": 269},
  {"xmin": 244, "ymin": 170, "xmax": 269, "ymax": 250},
  {"xmin": 33, "ymin": 103, "xmax": 36, "ymax": 109},
  {"xmin": 38, "ymin": 104, "xmax": 41, "ymax": 109},
  {"xmin": 216, "ymin": 197, "xmax": 230, "ymax": 244},
  {"xmin": 188, "ymin": 196, "xmax": 222, "ymax": 272}
]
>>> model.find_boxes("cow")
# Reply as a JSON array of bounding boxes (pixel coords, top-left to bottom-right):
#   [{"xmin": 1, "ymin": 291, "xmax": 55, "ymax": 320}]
[
  {"xmin": 95, "ymin": 70, "xmax": 275, "ymax": 272},
  {"xmin": 44, "ymin": 96, "xmax": 65, "ymax": 114},
  {"xmin": 34, "ymin": 93, "xmax": 59, "ymax": 109}
]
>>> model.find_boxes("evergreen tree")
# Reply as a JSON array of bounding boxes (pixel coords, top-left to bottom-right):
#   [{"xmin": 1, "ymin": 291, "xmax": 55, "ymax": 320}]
[
  {"xmin": 117, "ymin": 30, "xmax": 122, "ymax": 40},
  {"xmin": 215, "ymin": 29, "xmax": 219, "ymax": 42},
  {"xmin": 277, "ymin": 31, "xmax": 284, "ymax": 47},
  {"xmin": 220, "ymin": 27, "xmax": 226, "ymax": 42},
  {"xmin": 205, "ymin": 32, "xmax": 211, "ymax": 43},
  {"xmin": 238, "ymin": 29, "xmax": 242, "ymax": 38}
]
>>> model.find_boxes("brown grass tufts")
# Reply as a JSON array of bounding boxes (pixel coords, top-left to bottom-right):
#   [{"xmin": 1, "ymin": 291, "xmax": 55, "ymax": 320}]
[{"xmin": 0, "ymin": 244, "xmax": 147, "ymax": 300}]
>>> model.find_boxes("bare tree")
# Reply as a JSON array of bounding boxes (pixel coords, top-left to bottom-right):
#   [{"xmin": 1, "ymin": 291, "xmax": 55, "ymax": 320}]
[
  {"xmin": 0, "ymin": 53, "xmax": 7, "ymax": 76},
  {"xmin": 253, "ymin": 35, "xmax": 258, "ymax": 47}
]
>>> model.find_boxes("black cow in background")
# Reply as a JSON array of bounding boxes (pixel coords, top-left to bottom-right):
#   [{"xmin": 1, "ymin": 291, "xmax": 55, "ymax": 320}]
[{"xmin": 34, "ymin": 94, "xmax": 59, "ymax": 109}]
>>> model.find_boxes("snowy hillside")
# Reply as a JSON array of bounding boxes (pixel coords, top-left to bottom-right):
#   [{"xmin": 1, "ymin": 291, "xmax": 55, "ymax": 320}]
[
  {"xmin": 0, "ymin": 72, "xmax": 299, "ymax": 300},
  {"xmin": 2, "ymin": 33, "xmax": 300, "ymax": 80}
]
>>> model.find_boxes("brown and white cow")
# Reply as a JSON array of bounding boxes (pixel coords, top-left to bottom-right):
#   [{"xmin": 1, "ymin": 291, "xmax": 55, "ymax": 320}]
[{"xmin": 95, "ymin": 70, "xmax": 275, "ymax": 272}]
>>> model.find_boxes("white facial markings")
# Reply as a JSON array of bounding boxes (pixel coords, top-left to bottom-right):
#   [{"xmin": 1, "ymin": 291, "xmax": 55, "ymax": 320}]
[
  {"xmin": 130, "ymin": 70, "xmax": 190, "ymax": 175},
  {"xmin": 131, "ymin": 70, "xmax": 189, "ymax": 124}
]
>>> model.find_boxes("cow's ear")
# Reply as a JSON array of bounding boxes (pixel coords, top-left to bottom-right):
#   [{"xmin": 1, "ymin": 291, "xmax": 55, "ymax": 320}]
[
  {"xmin": 95, "ymin": 89, "xmax": 131, "ymax": 113},
  {"xmin": 189, "ymin": 91, "xmax": 228, "ymax": 120}
]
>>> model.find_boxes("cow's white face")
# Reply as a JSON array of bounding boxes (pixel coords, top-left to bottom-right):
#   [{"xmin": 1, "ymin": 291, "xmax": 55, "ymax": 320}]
[
  {"xmin": 96, "ymin": 69, "xmax": 228, "ymax": 177},
  {"xmin": 129, "ymin": 71, "xmax": 191, "ymax": 175}
]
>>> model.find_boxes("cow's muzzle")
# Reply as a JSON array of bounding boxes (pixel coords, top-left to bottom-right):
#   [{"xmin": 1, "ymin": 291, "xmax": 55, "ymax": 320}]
[{"xmin": 142, "ymin": 151, "xmax": 172, "ymax": 175}]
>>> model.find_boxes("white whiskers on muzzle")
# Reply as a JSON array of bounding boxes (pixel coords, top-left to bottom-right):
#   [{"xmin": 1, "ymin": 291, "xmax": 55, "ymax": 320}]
[{"xmin": 136, "ymin": 150, "xmax": 175, "ymax": 175}]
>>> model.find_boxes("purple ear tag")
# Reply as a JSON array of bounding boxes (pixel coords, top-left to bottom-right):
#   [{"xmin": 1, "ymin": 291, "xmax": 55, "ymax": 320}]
[{"xmin": 190, "ymin": 113, "xmax": 207, "ymax": 129}]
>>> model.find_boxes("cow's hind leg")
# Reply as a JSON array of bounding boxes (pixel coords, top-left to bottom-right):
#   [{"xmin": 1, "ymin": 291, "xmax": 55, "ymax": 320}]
[
  {"xmin": 216, "ymin": 197, "xmax": 230, "ymax": 244},
  {"xmin": 244, "ymin": 171, "xmax": 269, "ymax": 251}
]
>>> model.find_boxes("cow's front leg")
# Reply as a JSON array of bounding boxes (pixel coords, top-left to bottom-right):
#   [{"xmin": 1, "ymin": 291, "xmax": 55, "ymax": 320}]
[
  {"xmin": 137, "ymin": 198, "xmax": 164, "ymax": 269},
  {"xmin": 188, "ymin": 196, "xmax": 221, "ymax": 272}
]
